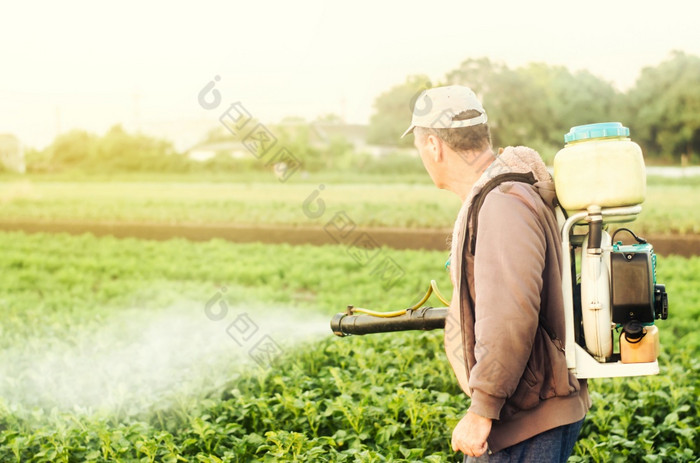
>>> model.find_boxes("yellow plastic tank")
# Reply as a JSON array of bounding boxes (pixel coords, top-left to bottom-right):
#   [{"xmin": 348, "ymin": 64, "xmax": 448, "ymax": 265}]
[
  {"xmin": 554, "ymin": 122, "xmax": 646, "ymax": 211},
  {"xmin": 620, "ymin": 323, "xmax": 659, "ymax": 364}
]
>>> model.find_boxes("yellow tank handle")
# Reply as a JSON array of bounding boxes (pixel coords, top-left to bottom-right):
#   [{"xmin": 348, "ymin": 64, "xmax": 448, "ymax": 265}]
[{"xmin": 349, "ymin": 280, "xmax": 451, "ymax": 318}]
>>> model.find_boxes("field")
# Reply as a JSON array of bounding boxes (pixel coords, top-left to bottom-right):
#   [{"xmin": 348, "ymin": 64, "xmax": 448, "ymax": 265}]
[
  {"xmin": 0, "ymin": 171, "xmax": 698, "ymax": 461},
  {"xmin": 0, "ymin": 229, "xmax": 698, "ymax": 461},
  {"xmin": 0, "ymin": 175, "xmax": 698, "ymax": 235}
]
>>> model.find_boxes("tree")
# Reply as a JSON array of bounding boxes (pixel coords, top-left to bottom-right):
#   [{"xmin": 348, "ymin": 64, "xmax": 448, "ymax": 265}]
[
  {"xmin": 96, "ymin": 124, "xmax": 180, "ymax": 171},
  {"xmin": 48, "ymin": 130, "xmax": 99, "ymax": 167},
  {"xmin": 627, "ymin": 51, "xmax": 700, "ymax": 163},
  {"xmin": 273, "ymin": 122, "xmax": 323, "ymax": 172},
  {"xmin": 485, "ymin": 63, "xmax": 620, "ymax": 161},
  {"xmin": 36, "ymin": 126, "xmax": 187, "ymax": 173},
  {"xmin": 427, "ymin": 58, "xmax": 620, "ymax": 161},
  {"xmin": 444, "ymin": 57, "xmax": 505, "ymax": 99},
  {"xmin": 367, "ymin": 74, "xmax": 433, "ymax": 147},
  {"xmin": 368, "ymin": 53, "xmax": 700, "ymax": 164}
]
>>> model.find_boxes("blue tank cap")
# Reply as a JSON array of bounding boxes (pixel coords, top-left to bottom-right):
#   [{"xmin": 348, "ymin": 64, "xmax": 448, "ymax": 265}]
[{"xmin": 564, "ymin": 122, "xmax": 630, "ymax": 143}]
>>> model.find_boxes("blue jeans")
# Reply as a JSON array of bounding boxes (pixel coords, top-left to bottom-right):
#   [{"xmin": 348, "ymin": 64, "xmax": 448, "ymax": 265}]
[{"xmin": 464, "ymin": 418, "xmax": 584, "ymax": 463}]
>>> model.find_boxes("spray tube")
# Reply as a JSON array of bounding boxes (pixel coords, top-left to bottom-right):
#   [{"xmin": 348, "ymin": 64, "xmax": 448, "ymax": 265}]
[
  {"xmin": 580, "ymin": 206, "xmax": 613, "ymax": 361},
  {"xmin": 331, "ymin": 306, "xmax": 448, "ymax": 337},
  {"xmin": 330, "ymin": 280, "xmax": 449, "ymax": 337}
]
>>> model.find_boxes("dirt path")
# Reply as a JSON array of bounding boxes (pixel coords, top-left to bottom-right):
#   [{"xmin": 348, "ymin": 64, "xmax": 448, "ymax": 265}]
[{"xmin": 0, "ymin": 219, "xmax": 697, "ymax": 256}]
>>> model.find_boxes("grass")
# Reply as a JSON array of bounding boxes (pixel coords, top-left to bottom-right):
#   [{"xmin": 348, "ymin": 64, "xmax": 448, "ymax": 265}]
[
  {"xmin": 0, "ymin": 175, "xmax": 697, "ymax": 234},
  {"xmin": 0, "ymin": 231, "xmax": 697, "ymax": 461}
]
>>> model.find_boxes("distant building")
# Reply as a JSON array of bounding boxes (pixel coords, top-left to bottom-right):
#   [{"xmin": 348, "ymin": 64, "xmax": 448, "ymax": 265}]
[
  {"xmin": 0, "ymin": 134, "xmax": 26, "ymax": 173},
  {"xmin": 286, "ymin": 120, "xmax": 414, "ymax": 157},
  {"xmin": 184, "ymin": 119, "xmax": 416, "ymax": 162},
  {"xmin": 128, "ymin": 117, "xmax": 222, "ymax": 153},
  {"xmin": 186, "ymin": 140, "xmax": 251, "ymax": 161}
]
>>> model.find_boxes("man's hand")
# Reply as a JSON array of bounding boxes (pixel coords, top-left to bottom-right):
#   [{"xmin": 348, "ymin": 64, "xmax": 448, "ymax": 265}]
[{"xmin": 451, "ymin": 411, "xmax": 492, "ymax": 457}]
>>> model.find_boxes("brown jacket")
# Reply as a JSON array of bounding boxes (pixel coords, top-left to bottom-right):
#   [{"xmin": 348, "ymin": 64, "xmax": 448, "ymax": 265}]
[{"xmin": 446, "ymin": 153, "xmax": 591, "ymax": 452}]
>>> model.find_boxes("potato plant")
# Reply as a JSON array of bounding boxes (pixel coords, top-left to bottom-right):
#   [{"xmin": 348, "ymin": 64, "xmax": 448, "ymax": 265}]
[{"xmin": 0, "ymin": 233, "xmax": 697, "ymax": 461}]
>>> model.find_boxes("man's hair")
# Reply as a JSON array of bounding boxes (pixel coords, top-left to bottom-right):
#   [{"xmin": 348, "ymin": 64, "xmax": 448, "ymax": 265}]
[{"xmin": 414, "ymin": 110, "xmax": 491, "ymax": 152}]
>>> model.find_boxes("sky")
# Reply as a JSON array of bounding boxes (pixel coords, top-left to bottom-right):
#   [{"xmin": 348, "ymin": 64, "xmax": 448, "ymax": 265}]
[{"xmin": 1, "ymin": 0, "xmax": 699, "ymax": 150}]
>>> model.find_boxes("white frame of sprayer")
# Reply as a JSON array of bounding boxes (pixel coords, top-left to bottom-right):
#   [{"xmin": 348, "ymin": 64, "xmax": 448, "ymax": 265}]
[{"xmin": 561, "ymin": 205, "xmax": 660, "ymax": 379}]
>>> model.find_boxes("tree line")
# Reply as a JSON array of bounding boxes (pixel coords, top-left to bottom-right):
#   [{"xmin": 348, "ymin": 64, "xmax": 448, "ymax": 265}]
[
  {"xmin": 369, "ymin": 51, "xmax": 700, "ymax": 164},
  {"xmin": 17, "ymin": 51, "xmax": 699, "ymax": 175},
  {"xmin": 21, "ymin": 123, "xmax": 373, "ymax": 175}
]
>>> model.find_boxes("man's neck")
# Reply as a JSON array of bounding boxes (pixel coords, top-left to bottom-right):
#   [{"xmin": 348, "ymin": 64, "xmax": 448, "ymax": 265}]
[{"xmin": 444, "ymin": 147, "xmax": 495, "ymax": 201}]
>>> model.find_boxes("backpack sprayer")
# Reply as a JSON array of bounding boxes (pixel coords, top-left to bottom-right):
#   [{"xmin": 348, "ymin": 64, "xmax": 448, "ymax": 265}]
[{"xmin": 330, "ymin": 123, "xmax": 669, "ymax": 380}]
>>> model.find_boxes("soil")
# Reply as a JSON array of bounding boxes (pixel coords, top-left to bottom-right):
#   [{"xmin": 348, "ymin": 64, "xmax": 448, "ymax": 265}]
[{"xmin": 0, "ymin": 219, "xmax": 697, "ymax": 256}]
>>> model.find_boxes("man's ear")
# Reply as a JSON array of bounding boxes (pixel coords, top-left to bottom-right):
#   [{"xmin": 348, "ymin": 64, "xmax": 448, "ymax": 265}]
[{"xmin": 427, "ymin": 134, "xmax": 444, "ymax": 162}]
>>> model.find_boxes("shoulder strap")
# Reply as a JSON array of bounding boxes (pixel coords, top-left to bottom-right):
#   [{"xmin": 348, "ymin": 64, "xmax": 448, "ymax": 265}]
[
  {"xmin": 463, "ymin": 171, "xmax": 561, "ymax": 344},
  {"xmin": 467, "ymin": 172, "xmax": 536, "ymax": 255}
]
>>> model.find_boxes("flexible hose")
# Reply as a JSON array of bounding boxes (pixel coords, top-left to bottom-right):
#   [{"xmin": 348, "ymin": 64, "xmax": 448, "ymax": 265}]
[{"xmin": 348, "ymin": 280, "xmax": 451, "ymax": 317}]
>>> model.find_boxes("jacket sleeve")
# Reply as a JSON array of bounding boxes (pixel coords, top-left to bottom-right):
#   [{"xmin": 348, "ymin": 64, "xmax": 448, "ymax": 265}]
[{"xmin": 467, "ymin": 185, "xmax": 546, "ymax": 420}]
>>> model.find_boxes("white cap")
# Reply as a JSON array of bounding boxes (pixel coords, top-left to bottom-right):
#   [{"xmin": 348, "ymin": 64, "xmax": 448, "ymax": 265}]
[{"xmin": 401, "ymin": 85, "xmax": 487, "ymax": 138}]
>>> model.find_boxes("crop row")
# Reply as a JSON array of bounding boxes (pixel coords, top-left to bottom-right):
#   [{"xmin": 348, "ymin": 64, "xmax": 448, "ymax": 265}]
[
  {"xmin": 0, "ymin": 179, "xmax": 698, "ymax": 234},
  {"xmin": 0, "ymin": 232, "xmax": 697, "ymax": 461}
]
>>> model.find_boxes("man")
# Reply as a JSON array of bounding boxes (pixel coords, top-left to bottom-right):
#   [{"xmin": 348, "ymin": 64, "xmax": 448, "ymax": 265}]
[{"xmin": 402, "ymin": 86, "xmax": 590, "ymax": 462}]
